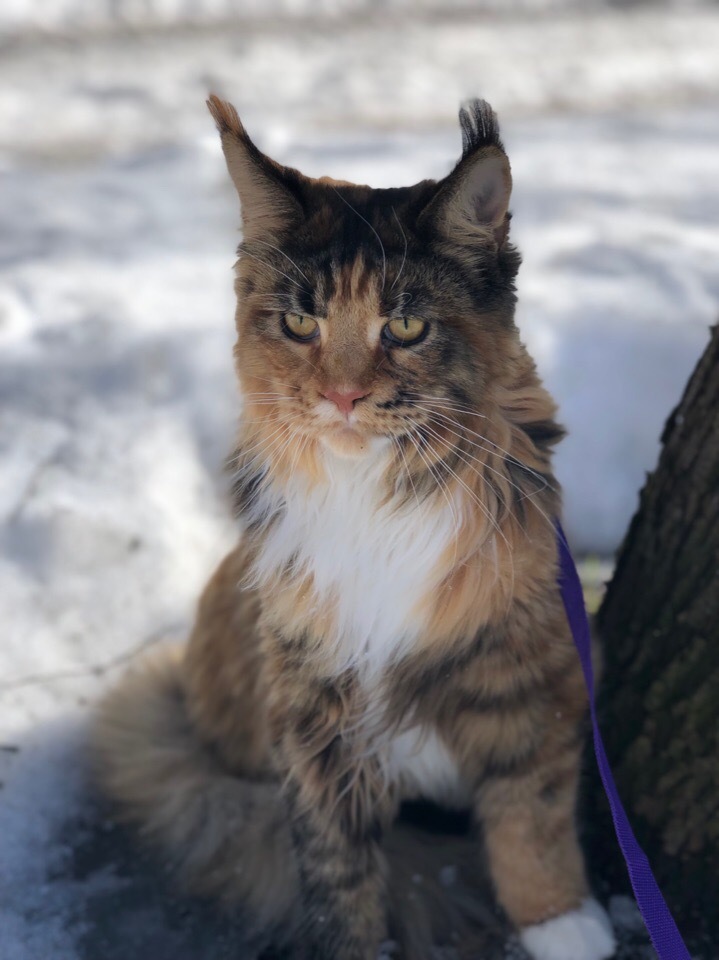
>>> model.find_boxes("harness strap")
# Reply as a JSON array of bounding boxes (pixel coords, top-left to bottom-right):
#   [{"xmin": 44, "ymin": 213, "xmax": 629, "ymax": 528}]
[{"xmin": 556, "ymin": 522, "xmax": 691, "ymax": 960}]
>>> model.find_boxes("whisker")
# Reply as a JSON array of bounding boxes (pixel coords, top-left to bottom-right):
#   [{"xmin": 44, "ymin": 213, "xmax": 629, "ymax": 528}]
[
  {"xmin": 248, "ymin": 294, "xmax": 298, "ymax": 307},
  {"xmin": 251, "ymin": 239, "xmax": 311, "ymax": 285},
  {"xmin": 411, "ymin": 426, "xmax": 513, "ymax": 582},
  {"xmin": 411, "ymin": 395, "xmax": 488, "ymax": 419},
  {"xmin": 389, "ymin": 207, "xmax": 407, "ymax": 294},
  {"xmin": 420, "ymin": 415, "xmax": 527, "ymax": 495},
  {"xmin": 232, "ymin": 421, "xmax": 297, "ymax": 473},
  {"xmin": 331, "ymin": 186, "xmax": 386, "ymax": 291},
  {"xmin": 238, "ymin": 250, "xmax": 309, "ymax": 293},
  {"xmin": 405, "ymin": 431, "xmax": 461, "ymax": 566},
  {"xmin": 284, "ymin": 426, "xmax": 311, "ymax": 490},
  {"xmin": 420, "ymin": 419, "xmax": 556, "ymax": 540},
  {"xmin": 235, "ymin": 424, "xmax": 305, "ymax": 516},
  {"xmin": 236, "ymin": 419, "xmax": 291, "ymax": 453},
  {"xmin": 244, "ymin": 375, "xmax": 303, "ymax": 392},
  {"xmin": 393, "ymin": 292, "xmax": 413, "ymax": 306},
  {"xmin": 391, "ymin": 436, "xmax": 427, "ymax": 524},
  {"xmin": 408, "ymin": 433, "xmax": 462, "ymax": 572},
  {"xmin": 236, "ymin": 410, "xmax": 305, "ymax": 452},
  {"xmin": 412, "ymin": 404, "xmax": 558, "ymax": 495},
  {"xmin": 237, "ymin": 415, "xmax": 288, "ymax": 427}
]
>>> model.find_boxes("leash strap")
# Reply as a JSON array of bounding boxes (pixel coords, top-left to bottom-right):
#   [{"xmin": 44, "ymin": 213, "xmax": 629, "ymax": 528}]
[{"xmin": 555, "ymin": 522, "xmax": 691, "ymax": 960}]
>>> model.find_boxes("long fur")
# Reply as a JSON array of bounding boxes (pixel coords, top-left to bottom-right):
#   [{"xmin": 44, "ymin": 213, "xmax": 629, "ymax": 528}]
[
  {"xmin": 93, "ymin": 647, "xmax": 504, "ymax": 958},
  {"xmin": 248, "ymin": 446, "xmax": 462, "ymax": 680},
  {"xmin": 93, "ymin": 96, "xmax": 615, "ymax": 960},
  {"xmin": 92, "ymin": 649, "xmax": 297, "ymax": 931}
]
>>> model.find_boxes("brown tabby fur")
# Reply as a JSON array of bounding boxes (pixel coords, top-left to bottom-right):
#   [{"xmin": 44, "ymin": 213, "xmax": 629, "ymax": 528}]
[{"xmin": 94, "ymin": 95, "xmax": 599, "ymax": 960}]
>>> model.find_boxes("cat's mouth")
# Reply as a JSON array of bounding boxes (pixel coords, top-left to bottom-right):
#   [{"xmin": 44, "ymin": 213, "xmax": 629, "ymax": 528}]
[
  {"xmin": 319, "ymin": 422, "xmax": 390, "ymax": 460},
  {"xmin": 310, "ymin": 396, "xmax": 413, "ymax": 458}
]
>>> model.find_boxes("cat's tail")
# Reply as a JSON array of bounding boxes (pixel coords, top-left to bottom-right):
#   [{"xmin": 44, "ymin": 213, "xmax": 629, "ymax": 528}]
[
  {"xmin": 92, "ymin": 646, "xmax": 299, "ymax": 941},
  {"xmin": 93, "ymin": 647, "xmax": 503, "ymax": 958}
]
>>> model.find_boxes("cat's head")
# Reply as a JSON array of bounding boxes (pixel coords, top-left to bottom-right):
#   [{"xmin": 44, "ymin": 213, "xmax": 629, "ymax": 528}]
[{"xmin": 209, "ymin": 95, "xmax": 523, "ymax": 466}]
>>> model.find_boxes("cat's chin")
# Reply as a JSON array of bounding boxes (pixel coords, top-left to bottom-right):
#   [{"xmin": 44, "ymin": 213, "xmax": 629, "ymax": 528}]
[{"xmin": 319, "ymin": 427, "xmax": 387, "ymax": 460}]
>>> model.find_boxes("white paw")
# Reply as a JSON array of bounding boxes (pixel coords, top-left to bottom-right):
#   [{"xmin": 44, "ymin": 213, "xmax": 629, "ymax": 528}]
[{"xmin": 520, "ymin": 898, "xmax": 617, "ymax": 960}]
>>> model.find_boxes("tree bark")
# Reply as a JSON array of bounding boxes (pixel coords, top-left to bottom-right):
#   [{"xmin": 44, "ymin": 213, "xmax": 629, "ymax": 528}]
[{"xmin": 593, "ymin": 324, "xmax": 719, "ymax": 944}]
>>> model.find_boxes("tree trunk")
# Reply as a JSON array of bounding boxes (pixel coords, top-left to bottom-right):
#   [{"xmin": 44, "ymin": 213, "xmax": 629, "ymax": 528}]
[{"xmin": 592, "ymin": 324, "xmax": 719, "ymax": 946}]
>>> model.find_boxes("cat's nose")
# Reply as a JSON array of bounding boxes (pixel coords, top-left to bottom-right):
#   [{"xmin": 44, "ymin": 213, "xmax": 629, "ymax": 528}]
[{"xmin": 321, "ymin": 387, "xmax": 370, "ymax": 417}]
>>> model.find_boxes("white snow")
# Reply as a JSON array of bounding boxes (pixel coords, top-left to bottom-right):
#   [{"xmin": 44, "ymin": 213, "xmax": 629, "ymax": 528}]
[
  {"xmin": 609, "ymin": 894, "xmax": 647, "ymax": 936},
  {"xmin": 1, "ymin": 0, "xmax": 709, "ymax": 41},
  {"xmin": 2, "ymin": 6, "xmax": 716, "ymax": 956},
  {"xmin": 0, "ymin": 723, "xmax": 88, "ymax": 960}
]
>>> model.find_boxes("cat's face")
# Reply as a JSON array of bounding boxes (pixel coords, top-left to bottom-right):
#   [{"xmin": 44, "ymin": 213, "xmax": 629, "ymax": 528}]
[{"xmin": 209, "ymin": 96, "xmax": 522, "ymax": 463}]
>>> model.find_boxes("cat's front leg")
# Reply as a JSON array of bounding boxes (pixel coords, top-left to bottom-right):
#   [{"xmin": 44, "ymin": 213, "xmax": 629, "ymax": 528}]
[
  {"xmin": 271, "ymin": 675, "xmax": 390, "ymax": 960},
  {"xmin": 476, "ymin": 739, "xmax": 616, "ymax": 960}
]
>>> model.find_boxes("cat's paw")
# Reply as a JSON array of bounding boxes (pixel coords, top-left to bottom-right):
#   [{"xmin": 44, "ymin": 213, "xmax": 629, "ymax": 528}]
[{"xmin": 520, "ymin": 898, "xmax": 617, "ymax": 960}]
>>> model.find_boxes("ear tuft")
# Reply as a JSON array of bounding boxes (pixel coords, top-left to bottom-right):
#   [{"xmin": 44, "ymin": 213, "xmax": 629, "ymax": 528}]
[
  {"xmin": 459, "ymin": 99, "xmax": 504, "ymax": 157},
  {"xmin": 206, "ymin": 94, "xmax": 245, "ymax": 138},
  {"xmin": 419, "ymin": 99, "xmax": 512, "ymax": 247},
  {"xmin": 207, "ymin": 93, "xmax": 305, "ymax": 239}
]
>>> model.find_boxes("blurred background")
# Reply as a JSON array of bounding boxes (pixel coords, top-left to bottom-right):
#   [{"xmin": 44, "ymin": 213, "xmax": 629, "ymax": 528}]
[{"xmin": 1, "ymin": 1, "xmax": 718, "ymax": 955}]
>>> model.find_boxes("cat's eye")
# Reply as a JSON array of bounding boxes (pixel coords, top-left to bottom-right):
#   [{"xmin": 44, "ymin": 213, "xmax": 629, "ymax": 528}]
[
  {"xmin": 282, "ymin": 313, "xmax": 319, "ymax": 342},
  {"xmin": 382, "ymin": 316, "xmax": 429, "ymax": 347}
]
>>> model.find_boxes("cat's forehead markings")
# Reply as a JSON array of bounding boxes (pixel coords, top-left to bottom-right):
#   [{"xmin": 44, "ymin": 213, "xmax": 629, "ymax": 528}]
[
  {"xmin": 325, "ymin": 256, "xmax": 381, "ymax": 341},
  {"xmin": 324, "ymin": 255, "xmax": 373, "ymax": 306},
  {"xmin": 340, "ymin": 256, "xmax": 373, "ymax": 301}
]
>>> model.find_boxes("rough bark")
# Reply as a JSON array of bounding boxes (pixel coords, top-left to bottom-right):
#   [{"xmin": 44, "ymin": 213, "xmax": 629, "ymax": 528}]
[{"xmin": 593, "ymin": 324, "xmax": 719, "ymax": 944}]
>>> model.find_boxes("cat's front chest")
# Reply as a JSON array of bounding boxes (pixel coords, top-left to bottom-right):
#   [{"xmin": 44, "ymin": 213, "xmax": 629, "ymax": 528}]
[
  {"xmin": 385, "ymin": 725, "xmax": 471, "ymax": 808},
  {"xmin": 253, "ymin": 454, "xmax": 460, "ymax": 676}
]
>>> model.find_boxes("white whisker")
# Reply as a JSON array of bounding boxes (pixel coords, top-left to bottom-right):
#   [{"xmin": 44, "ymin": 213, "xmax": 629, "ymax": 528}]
[
  {"xmin": 420, "ymin": 418, "xmax": 556, "ymax": 542},
  {"xmin": 411, "ymin": 404, "xmax": 557, "ymax": 494},
  {"xmin": 411, "ymin": 394, "xmax": 488, "ymax": 419},
  {"xmin": 238, "ymin": 250, "xmax": 308, "ymax": 292},
  {"xmin": 405, "ymin": 430, "xmax": 461, "ymax": 569},
  {"xmin": 392, "ymin": 436, "xmax": 427, "ymax": 525},
  {"xmin": 331, "ymin": 186, "xmax": 386, "ymax": 291},
  {"xmin": 244, "ymin": 375, "xmax": 303, "ymax": 392},
  {"xmin": 410, "ymin": 426, "xmax": 514, "ymax": 596},
  {"xmin": 389, "ymin": 207, "xmax": 407, "ymax": 294},
  {"xmin": 251, "ymin": 239, "xmax": 312, "ymax": 285}
]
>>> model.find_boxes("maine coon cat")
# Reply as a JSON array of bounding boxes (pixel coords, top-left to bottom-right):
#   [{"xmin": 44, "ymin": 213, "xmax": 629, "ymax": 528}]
[{"xmin": 94, "ymin": 95, "xmax": 617, "ymax": 960}]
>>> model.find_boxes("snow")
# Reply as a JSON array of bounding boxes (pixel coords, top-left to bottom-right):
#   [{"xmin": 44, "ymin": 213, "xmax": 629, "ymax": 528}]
[
  {"xmin": 2, "ymin": 5, "xmax": 716, "ymax": 956},
  {"xmin": 1, "ymin": 0, "xmax": 709, "ymax": 41},
  {"xmin": 0, "ymin": 723, "xmax": 87, "ymax": 960}
]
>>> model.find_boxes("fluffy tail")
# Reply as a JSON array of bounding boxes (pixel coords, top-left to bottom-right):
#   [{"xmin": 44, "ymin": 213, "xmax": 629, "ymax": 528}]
[
  {"xmin": 92, "ymin": 647, "xmax": 299, "ymax": 939},
  {"xmin": 93, "ymin": 648, "xmax": 505, "ymax": 958}
]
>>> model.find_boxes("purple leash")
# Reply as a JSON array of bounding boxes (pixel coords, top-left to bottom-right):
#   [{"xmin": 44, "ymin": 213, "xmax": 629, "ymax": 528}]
[{"xmin": 556, "ymin": 522, "xmax": 691, "ymax": 960}]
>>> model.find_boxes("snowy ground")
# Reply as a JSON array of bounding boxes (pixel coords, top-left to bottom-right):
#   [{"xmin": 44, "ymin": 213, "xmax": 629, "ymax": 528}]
[{"xmin": 2, "ymin": 6, "xmax": 718, "ymax": 958}]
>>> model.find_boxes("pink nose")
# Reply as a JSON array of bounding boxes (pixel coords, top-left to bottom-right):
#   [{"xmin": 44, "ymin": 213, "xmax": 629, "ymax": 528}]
[{"xmin": 321, "ymin": 387, "xmax": 369, "ymax": 417}]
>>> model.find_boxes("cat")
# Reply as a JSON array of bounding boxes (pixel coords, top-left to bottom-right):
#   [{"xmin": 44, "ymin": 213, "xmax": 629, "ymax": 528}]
[{"xmin": 93, "ymin": 95, "xmax": 617, "ymax": 960}]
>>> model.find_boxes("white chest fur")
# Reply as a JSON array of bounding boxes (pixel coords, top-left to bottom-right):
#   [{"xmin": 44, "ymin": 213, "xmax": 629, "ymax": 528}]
[
  {"xmin": 385, "ymin": 726, "xmax": 470, "ymax": 808},
  {"xmin": 251, "ymin": 448, "xmax": 460, "ymax": 678}
]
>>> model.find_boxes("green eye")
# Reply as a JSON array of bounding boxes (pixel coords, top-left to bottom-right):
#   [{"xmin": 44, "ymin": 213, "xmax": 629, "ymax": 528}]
[
  {"xmin": 282, "ymin": 313, "xmax": 319, "ymax": 342},
  {"xmin": 383, "ymin": 317, "xmax": 428, "ymax": 346}
]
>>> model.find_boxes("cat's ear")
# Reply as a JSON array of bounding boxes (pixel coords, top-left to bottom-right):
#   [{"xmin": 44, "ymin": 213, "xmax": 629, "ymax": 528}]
[
  {"xmin": 421, "ymin": 99, "xmax": 512, "ymax": 247},
  {"xmin": 207, "ymin": 95, "xmax": 305, "ymax": 240}
]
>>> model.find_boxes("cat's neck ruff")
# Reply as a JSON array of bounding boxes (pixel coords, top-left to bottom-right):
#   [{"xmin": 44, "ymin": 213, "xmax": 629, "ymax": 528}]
[{"xmin": 250, "ymin": 441, "xmax": 464, "ymax": 679}]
